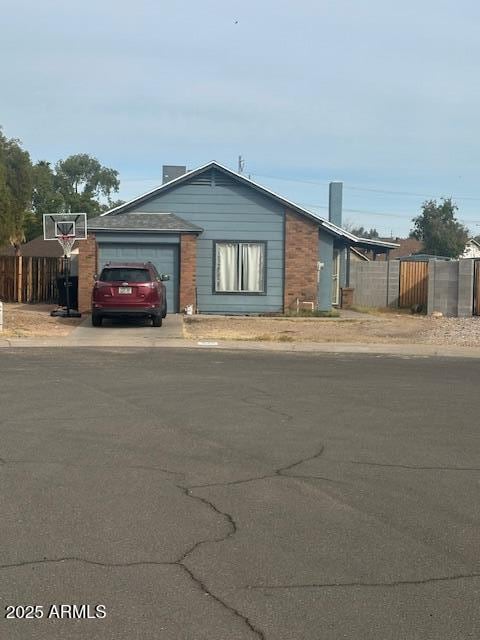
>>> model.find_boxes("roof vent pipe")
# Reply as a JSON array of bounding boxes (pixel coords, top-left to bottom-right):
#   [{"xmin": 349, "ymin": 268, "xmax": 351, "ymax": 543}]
[{"xmin": 329, "ymin": 182, "xmax": 343, "ymax": 227}]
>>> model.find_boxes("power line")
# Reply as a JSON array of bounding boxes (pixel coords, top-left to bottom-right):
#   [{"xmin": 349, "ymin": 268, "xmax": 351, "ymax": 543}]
[
  {"xmin": 304, "ymin": 204, "xmax": 412, "ymax": 219},
  {"xmin": 254, "ymin": 173, "xmax": 480, "ymax": 202},
  {"xmin": 303, "ymin": 204, "xmax": 480, "ymax": 225},
  {"xmin": 254, "ymin": 173, "xmax": 330, "ymax": 187},
  {"xmin": 343, "ymin": 184, "xmax": 480, "ymax": 201},
  {"xmin": 302, "ymin": 204, "xmax": 410, "ymax": 219}
]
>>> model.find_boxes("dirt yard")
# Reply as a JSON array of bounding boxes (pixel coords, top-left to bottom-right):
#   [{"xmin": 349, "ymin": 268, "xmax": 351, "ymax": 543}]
[
  {"xmin": 0, "ymin": 303, "xmax": 82, "ymax": 338},
  {"xmin": 183, "ymin": 313, "xmax": 480, "ymax": 347}
]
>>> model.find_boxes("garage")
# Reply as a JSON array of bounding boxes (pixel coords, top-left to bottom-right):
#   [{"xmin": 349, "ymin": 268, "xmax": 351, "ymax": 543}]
[
  {"xmin": 98, "ymin": 243, "xmax": 179, "ymax": 313},
  {"xmin": 81, "ymin": 211, "xmax": 203, "ymax": 315}
]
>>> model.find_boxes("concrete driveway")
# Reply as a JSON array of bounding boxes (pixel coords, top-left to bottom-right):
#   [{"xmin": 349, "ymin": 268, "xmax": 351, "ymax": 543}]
[
  {"xmin": 1, "ymin": 349, "xmax": 479, "ymax": 639},
  {"xmin": 68, "ymin": 313, "xmax": 184, "ymax": 346}
]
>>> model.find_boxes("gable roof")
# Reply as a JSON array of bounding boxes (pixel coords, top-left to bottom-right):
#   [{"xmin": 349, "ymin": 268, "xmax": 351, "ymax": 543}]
[
  {"xmin": 101, "ymin": 161, "xmax": 398, "ymax": 250},
  {"xmin": 88, "ymin": 212, "xmax": 202, "ymax": 233}
]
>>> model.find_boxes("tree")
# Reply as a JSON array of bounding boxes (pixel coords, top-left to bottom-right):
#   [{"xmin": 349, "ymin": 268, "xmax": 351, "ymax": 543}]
[
  {"xmin": 410, "ymin": 198, "xmax": 468, "ymax": 258},
  {"xmin": 26, "ymin": 154, "xmax": 121, "ymax": 239},
  {"xmin": 354, "ymin": 226, "xmax": 379, "ymax": 239},
  {"xmin": 0, "ymin": 129, "xmax": 32, "ymax": 251},
  {"xmin": 54, "ymin": 154, "xmax": 120, "ymax": 216},
  {"xmin": 25, "ymin": 161, "xmax": 65, "ymax": 240},
  {"xmin": 100, "ymin": 198, "xmax": 125, "ymax": 213},
  {"xmin": 344, "ymin": 223, "xmax": 379, "ymax": 239}
]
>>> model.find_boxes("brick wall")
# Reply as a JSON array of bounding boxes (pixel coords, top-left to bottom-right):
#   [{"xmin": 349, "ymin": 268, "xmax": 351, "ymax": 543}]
[
  {"xmin": 179, "ymin": 234, "xmax": 197, "ymax": 311},
  {"xmin": 284, "ymin": 209, "xmax": 318, "ymax": 311},
  {"xmin": 78, "ymin": 234, "xmax": 98, "ymax": 313}
]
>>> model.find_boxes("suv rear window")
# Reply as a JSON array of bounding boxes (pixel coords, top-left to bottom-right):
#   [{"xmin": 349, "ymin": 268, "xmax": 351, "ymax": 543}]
[{"xmin": 100, "ymin": 268, "xmax": 151, "ymax": 283}]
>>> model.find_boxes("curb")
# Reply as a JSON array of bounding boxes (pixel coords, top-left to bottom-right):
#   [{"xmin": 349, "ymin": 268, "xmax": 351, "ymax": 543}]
[{"xmin": 1, "ymin": 337, "xmax": 479, "ymax": 359}]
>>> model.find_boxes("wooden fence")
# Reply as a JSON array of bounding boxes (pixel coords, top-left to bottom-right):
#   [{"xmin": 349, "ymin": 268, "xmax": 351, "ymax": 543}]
[
  {"xmin": 0, "ymin": 256, "xmax": 63, "ymax": 303},
  {"xmin": 474, "ymin": 261, "xmax": 480, "ymax": 316},
  {"xmin": 398, "ymin": 261, "xmax": 429, "ymax": 309}
]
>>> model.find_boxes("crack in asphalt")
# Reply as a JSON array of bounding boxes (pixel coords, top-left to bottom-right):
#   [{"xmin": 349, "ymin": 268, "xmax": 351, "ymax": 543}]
[
  {"xmin": 167, "ymin": 446, "xmax": 330, "ymax": 639},
  {"xmin": 0, "ymin": 557, "xmax": 177, "ymax": 570},
  {"xmin": 276, "ymin": 446, "xmax": 325, "ymax": 474},
  {"xmin": 240, "ymin": 392, "xmax": 294, "ymax": 424},
  {"xmin": 174, "ymin": 487, "xmax": 265, "ymax": 638},
  {"xmin": 0, "ymin": 459, "xmax": 183, "ymax": 478},
  {"xmin": 177, "ymin": 563, "xmax": 266, "ymax": 640},
  {"xmin": 0, "ymin": 482, "xmax": 263, "ymax": 639},
  {"xmin": 246, "ymin": 571, "xmax": 480, "ymax": 590},
  {"xmin": 189, "ymin": 445, "xmax": 329, "ymax": 490},
  {"xmin": 0, "ymin": 554, "xmax": 264, "ymax": 639},
  {"xmin": 344, "ymin": 460, "xmax": 480, "ymax": 471},
  {"xmin": 175, "ymin": 486, "xmax": 238, "ymax": 563}
]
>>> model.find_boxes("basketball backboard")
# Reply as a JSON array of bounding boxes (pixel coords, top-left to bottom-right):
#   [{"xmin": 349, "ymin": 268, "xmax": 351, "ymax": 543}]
[{"xmin": 43, "ymin": 213, "xmax": 87, "ymax": 241}]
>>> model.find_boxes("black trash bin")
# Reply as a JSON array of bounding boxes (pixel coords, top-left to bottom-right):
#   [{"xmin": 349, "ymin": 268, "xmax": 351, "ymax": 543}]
[{"xmin": 56, "ymin": 276, "xmax": 78, "ymax": 310}]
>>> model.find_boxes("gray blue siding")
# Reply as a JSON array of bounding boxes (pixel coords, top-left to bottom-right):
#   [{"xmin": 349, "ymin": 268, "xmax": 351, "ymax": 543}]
[{"xmin": 126, "ymin": 169, "xmax": 284, "ymax": 313}]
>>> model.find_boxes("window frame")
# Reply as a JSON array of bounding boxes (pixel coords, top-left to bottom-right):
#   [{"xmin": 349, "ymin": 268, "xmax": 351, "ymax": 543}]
[
  {"xmin": 99, "ymin": 267, "xmax": 152, "ymax": 283},
  {"xmin": 212, "ymin": 240, "xmax": 268, "ymax": 296}
]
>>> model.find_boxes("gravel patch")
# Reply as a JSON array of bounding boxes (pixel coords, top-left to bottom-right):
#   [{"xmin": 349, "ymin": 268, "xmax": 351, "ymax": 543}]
[
  {"xmin": 420, "ymin": 316, "xmax": 480, "ymax": 347},
  {"xmin": 184, "ymin": 314, "xmax": 480, "ymax": 347}
]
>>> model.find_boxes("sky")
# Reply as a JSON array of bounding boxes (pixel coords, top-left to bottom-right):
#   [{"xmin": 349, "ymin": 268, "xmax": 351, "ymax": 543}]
[{"xmin": 2, "ymin": 0, "xmax": 480, "ymax": 238}]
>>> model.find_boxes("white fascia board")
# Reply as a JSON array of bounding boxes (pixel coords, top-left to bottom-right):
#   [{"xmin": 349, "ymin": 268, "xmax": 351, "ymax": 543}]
[{"xmin": 89, "ymin": 227, "xmax": 196, "ymax": 233}]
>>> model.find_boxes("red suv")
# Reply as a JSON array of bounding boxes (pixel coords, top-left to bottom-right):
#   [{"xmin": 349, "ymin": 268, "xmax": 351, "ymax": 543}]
[{"xmin": 91, "ymin": 262, "xmax": 169, "ymax": 327}]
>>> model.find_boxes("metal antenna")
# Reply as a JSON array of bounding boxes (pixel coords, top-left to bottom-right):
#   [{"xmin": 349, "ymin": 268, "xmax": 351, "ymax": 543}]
[{"xmin": 238, "ymin": 155, "xmax": 245, "ymax": 174}]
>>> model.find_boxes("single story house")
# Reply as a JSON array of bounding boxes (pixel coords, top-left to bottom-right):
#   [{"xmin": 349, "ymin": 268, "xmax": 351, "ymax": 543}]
[
  {"xmin": 462, "ymin": 238, "xmax": 480, "ymax": 259},
  {"xmin": 78, "ymin": 162, "xmax": 398, "ymax": 314}
]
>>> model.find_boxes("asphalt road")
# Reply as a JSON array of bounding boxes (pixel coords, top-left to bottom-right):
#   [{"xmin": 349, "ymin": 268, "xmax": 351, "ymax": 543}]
[{"xmin": 0, "ymin": 348, "xmax": 479, "ymax": 639}]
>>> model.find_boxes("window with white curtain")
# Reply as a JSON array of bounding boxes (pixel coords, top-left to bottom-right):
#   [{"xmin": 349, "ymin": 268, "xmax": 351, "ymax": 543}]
[{"xmin": 215, "ymin": 242, "xmax": 265, "ymax": 293}]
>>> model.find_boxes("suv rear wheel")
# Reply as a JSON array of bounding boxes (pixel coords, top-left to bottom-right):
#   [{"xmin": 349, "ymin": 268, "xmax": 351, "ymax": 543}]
[
  {"xmin": 92, "ymin": 314, "xmax": 103, "ymax": 327},
  {"xmin": 162, "ymin": 301, "xmax": 167, "ymax": 318},
  {"xmin": 152, "ymin": 315, "xmax": 162, "ymax": 327}
]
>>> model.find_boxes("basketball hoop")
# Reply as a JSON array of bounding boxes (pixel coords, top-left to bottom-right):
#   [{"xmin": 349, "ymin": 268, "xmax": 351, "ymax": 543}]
[
  {"xmin": 43, "ymin": 213, "xmax": 87, "ymax": 319},
  {"xmin": 58, "ymin": 235, "xmax": 76, "ymax": 258}
]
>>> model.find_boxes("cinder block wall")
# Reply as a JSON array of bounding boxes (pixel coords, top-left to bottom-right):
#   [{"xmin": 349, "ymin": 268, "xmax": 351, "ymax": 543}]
[
  {"xmin": 427, "ymin": 260, "xmax": 474, "ymax": 317},
  {"xmin": 350, "ymin": 261, "xmax": 399, "ymax": 308}
]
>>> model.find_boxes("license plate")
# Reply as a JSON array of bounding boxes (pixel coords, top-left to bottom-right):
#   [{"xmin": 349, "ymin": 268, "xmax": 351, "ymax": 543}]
[{"xmin": 118, "ymin": 286, "xmax": 132, "ymax": 294}]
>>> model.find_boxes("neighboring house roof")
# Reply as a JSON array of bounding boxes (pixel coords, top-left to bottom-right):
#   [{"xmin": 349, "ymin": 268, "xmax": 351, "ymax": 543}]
[
  {"xmin": 101, "ymin": 161, "xmax": 399, "ymax": 251},
  {"xmin": 0, "ymin": 245, "xmax": 14, "ymax": 256},
  {"xmin": 397, "ymin": 253, "xmax": 453, "ymax": 261},
  {"xmin": 88, "ymin": 212, "xmax": 203, "ymax": 234},
  {"xmin": 0, "ymin": 235, "xmax": 78, "ymax": 257},
  {"xmin": 368, "ymin": 237, "xmax": 422, "ymax": 260}
]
